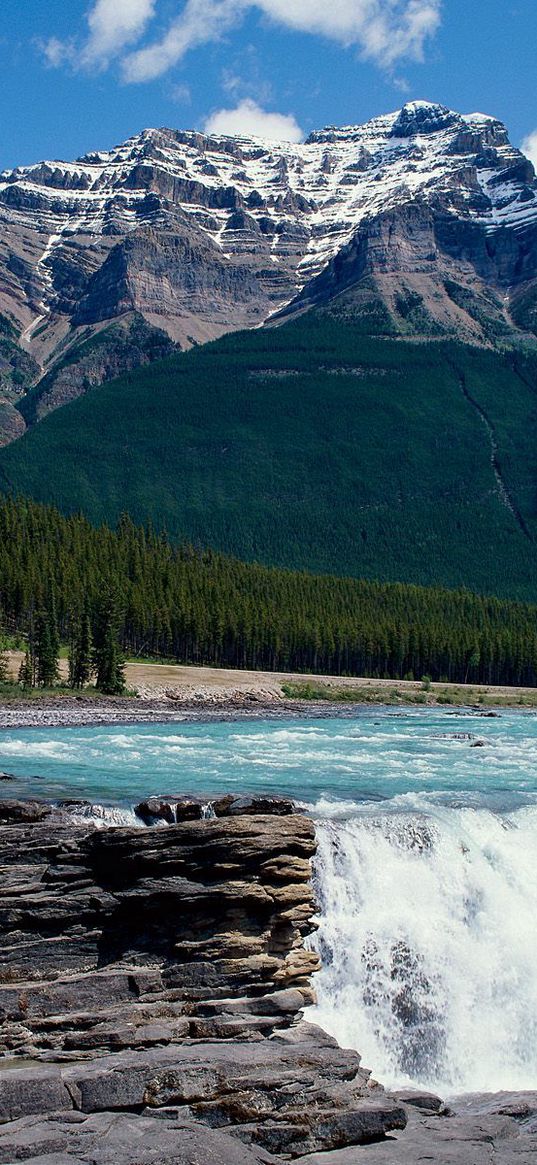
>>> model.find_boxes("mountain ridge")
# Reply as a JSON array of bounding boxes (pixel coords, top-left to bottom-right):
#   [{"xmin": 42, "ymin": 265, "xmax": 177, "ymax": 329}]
[{"xmin": 1, "ymin": 100, "xmax": 537, "ymax": 443}]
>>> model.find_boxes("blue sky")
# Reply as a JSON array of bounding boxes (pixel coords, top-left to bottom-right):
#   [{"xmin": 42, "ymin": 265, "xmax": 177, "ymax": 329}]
[{"xmin": 1, "ymin": 1, "xmax": 536, "ymax": 169}]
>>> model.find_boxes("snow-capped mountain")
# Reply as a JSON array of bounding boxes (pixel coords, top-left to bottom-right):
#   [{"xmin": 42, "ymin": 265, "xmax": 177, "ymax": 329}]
[{"xmin": 1, "ymin": 100, "xmax": 536, "ymax": 442}]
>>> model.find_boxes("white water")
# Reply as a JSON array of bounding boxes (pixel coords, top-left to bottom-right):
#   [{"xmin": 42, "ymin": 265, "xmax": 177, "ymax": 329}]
[
  {"xmin": 310, "ymin": 799, "xmax": 537, "ymax": 1095},
  {"xmin": 65, "ymin": 803, "xmax": 143, "ymax": 828}
]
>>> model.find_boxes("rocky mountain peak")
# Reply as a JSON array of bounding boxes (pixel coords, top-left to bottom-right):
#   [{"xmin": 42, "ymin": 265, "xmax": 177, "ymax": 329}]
[
  {"xmin": 0, "ymin": 102, "xmax": 537, "ymax": 444},
  {"xmin": 390, "ymin": 100, "xmax": 462, "ymax": 137}
]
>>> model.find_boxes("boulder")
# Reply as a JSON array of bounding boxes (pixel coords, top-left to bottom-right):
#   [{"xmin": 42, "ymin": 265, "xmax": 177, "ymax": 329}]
[
  {"xmin": 394, "ymin": 1087, "xmax": 447, "ymax": 1113},
  {"xmin": 134, "ymin": 796, "xmax": 204, "ymax": 824},
  {"xmin": 0, "ymin": 800, "xmax": 51, "ymax": 823}
]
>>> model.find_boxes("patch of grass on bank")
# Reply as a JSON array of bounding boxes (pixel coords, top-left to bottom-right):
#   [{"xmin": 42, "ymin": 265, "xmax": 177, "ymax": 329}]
[
  {"xmin": 0, "ymin": 681, "xmax": 136, "ymax": 702},
  {"xmin": 281, "ymin": 681, "xmax": 537, "ymax": 707},
  {"xmin": 281, "ymin": 681, "xmax": 428, "ymax": 703},
  {"xmin": 0, "ymin": 682, "xmax": 75, "ymax": 701}
]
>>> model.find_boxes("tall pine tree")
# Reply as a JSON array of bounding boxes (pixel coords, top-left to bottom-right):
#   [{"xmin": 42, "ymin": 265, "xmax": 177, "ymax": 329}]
[
  {"xmin": 18, "ymin": 650, "xmax": 34, "ymax": 690},
  {"xmin": 68, "ymin": 608, "xmax": 93, "ymax": 689},
  {"xmin": 35, "ymin": 594, "xmax": 60, "ymax": 688},
  {"xmin": 93, "ymin": 591, "xmax": 125, "ymax": 695},
  {"xmin": 0, "ymin": 615, "xmax": 8, "ymax": 684}
]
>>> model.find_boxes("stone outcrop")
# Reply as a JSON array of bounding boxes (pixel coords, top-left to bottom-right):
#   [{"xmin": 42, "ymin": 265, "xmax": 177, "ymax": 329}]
[
  {"xmin": 0, "ymin": 797, "xmax": 406, "ymax": 1162},
  {"xmin": 299, "ymin": 1091, "xmax": 537, "ymax": 1163}
]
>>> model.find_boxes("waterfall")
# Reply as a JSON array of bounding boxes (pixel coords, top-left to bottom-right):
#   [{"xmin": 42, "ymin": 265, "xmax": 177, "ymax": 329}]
[{"xmin": 309, "ymin": 801, "xmax": 537, "ymax": 1095}]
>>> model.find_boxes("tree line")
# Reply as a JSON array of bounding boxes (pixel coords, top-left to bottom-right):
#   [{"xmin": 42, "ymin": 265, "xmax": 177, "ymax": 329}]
[
  {"xmin": 1, "ymin": 494, "xmax": 537, "ymax": 689},
  {"xmin": 2, "ymin": 585, "xmax": 125, "ymax": 695}
]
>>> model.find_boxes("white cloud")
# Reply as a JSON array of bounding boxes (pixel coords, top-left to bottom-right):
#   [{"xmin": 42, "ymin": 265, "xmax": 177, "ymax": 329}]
[
  {"xmin": 256, "ymin": 0, "xmax": 440, "ymax": 64},
  {"xmin": 44, "ymin": 0, "xmax": 442, "ymax": 79},
  {"xmin": 44, "ymin": 0, "xmax": 157, "ymax": 70},
  {"xmin": 204, "ymin": 97, "xmax": 303, "ymax": 140},
  {"xmin": 122, "ymin": 0, "xmax": 241, "ymax": 82},
  {"xmin": 85, "ymin": 0, "xmax": 156, "ymax": 63},
  {"xmin": 169, "ymin": 81, "xmax": 192, "ymax": 103},
  {"xmin": 41, "ymin": 36, "xmax": 75, "ymax": 68},
  {"xmin": 123, "ymin": 0, "xmax": 442, "ymax": 81},
  {"xmin": 521, "ymin": 130, "xmax": 537, "ymax": 170}
]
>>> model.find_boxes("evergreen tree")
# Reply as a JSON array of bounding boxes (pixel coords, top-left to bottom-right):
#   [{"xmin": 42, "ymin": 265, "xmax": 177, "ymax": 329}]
[
  {"xmin": 35, "ymin": 597, "xmax": 60, "ymax": 687},
  {"xmin": 0, "ymin": 609, "xmax": 9, "ymax": 683},
  {"xmin": 18, "ymin": 649, "xmax": 34, "ymax": 690},
  {"xmin": 68, "ymin": 608, "xmax": 93, "ymax": 689},
  {"xmin": 93, "ymin": 591, "xmax": 125, "ymax": 695}
]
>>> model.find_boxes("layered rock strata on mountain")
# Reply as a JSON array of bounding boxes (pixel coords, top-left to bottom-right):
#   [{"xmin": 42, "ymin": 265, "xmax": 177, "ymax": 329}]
[
  {"xmin": 0, "ymin": 796, "xmax": 406, "ymax": 1162},
  {"xmin": 1, "ymin": 100, "xmax": 537, "ymax": 441}
]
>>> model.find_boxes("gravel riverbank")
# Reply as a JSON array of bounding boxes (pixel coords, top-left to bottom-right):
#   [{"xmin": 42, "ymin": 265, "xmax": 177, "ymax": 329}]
[{"xmin": 0, "ymin": 695, "xmax": 374, "ymax": 731}]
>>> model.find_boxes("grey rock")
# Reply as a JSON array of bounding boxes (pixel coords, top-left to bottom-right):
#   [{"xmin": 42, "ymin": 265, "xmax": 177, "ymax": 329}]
[
  {"xmin": 134, "ymin": 793, "xmax": 296, "ymax": 823},
  {"xmin": 270, "ymin": 1021, "xmax": 340, "ymax": 1048},
  {"xmin": 394, "ymin": 1087, "xmax": 447, "ymax": 1112},
  {"xmin": 239, "ymin": 1103, "xmax": 407, "ymax": 1157},
  {"xmin": 0, "ymin": 1066, "xmax": 71, "ymax": 1122},
  {"xmin": 196, "ymin": 988, "xmax": 307, "ymax": 1017},
  {"xmin": 0, "ymin": 1111, "xmax": 279, "ymax": 1164},
  {"xmin": 299, "ymin": 1105, "xmax": 537, "ymax": 1164},
  {"xmin": 453, "ymin": 1090, "xmax": 537, "ymax": 1125},
  {"xmin": 0, "ymin": 800, "xmax": 52, "ymax": 823}
]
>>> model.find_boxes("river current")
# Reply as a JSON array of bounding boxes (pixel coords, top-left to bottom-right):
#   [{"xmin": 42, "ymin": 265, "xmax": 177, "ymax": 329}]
[{"xmin": 2, "ymin": 706, "xmax": 537, "ymax": 1096}]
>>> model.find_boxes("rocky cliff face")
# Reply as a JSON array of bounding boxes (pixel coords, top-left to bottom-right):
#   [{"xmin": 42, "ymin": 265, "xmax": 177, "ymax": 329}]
[
  {"xmin": 1, "ymin": 100, "xmax": 537, "ymax": 442},
  {"xmin": 0, "ymin": 795, "xmax": 407, "ymax": 1162}
]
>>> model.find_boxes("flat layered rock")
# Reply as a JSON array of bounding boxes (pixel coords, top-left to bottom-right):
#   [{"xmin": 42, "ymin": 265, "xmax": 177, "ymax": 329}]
[
  {"xmin": 0, "ymin": 1030, "xmax": 403, "ymax": 1157},
  {"xmin": 299, "ymin": 1100, "xmax": 537, "ymax": 1163},
  {"xmin": 0, "ymin": 799, "xmax": 407, "ymax": 1161},
  {"xmin": 0, "ymin": 1111, "xmax": 280, "ymax": 1165}
]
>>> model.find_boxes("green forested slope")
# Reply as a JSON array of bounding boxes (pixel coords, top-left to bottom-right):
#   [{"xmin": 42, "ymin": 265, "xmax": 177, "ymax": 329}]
[
  {"xmin": 1, "ymin": 316, "xmax": 537, "ymax": 598},
  {"xmin": 2, "ymin": 495, "xmax": 537, "ymax": 686}
]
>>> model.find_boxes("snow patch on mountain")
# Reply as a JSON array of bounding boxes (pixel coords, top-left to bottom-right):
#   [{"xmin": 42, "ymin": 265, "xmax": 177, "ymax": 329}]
[{"xmin": 1, "ymin": 101, "xmax": 535, "ymax": 311}]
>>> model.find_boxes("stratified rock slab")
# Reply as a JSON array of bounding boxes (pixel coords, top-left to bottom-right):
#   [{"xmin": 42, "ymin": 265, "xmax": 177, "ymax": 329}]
[
  {"xmin": 0, "ymin": 799, "xmax": 405, "ymax": 1161},
  {"xmin": 0, "ymin": 1111, "xmax": 280, "ymax": 1164},
  {"xmin": 299, "ymin": 1096, "xmax": 537, "ymax": 1164}
]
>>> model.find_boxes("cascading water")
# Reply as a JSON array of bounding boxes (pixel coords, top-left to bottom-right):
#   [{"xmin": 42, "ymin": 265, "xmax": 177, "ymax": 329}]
[
  {"xmin": 309, "ymin": 800, "xmax": 537, "ymax": 1095},
  {"xmin": 65, "ymin": 803, "xmax": 143, "ymax": 828}
]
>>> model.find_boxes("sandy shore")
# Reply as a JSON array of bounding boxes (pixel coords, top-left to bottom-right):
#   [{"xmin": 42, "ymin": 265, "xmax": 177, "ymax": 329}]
[{"xmin": 2, "ymin": 653, "xmax": 537, "ymax": 728}]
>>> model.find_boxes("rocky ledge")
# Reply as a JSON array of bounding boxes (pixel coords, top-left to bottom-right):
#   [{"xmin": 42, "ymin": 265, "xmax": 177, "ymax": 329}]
[
  {"xmin": 0, "ymin": 795, "xmax": 406, "ymax": 1162},
  {"xmin": 1, "ymin": 796, "xmax": 536, "ymax": 1164}
]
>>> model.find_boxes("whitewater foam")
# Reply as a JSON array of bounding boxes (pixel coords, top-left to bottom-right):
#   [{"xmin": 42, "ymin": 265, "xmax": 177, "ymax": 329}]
[
  {"xmin": 309, "ymin": 802, "xmax": 537, "ymax": 1094},
  {"xmin": 65, "ymin": 803, "xmax": 143, "ymax": 828}
]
